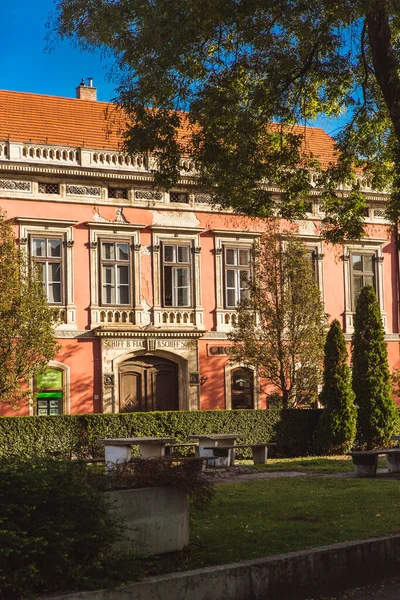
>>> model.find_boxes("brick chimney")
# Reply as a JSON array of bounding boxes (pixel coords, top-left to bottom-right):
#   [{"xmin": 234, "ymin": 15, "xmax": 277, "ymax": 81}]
[{"xmin": 76, "ymin": 78, "xmax": 97, "ymax": 101}]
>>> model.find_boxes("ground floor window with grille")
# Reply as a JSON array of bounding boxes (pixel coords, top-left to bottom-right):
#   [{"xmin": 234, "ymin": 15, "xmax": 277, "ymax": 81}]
[
  {"xmin": 231, "ymin": 367, "xmax": 254, "ymax": 409},
  {"xmin": 35, "ymin": 368, "xmax": 63, "ymax": 415}
]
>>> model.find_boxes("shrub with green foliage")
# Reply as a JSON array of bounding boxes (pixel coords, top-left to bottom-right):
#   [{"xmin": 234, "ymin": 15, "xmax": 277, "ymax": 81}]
[
  {"xmin": 0, "ymin": 459, "xmax": 124, "ymax": 598},
  {"xmin": 315, "ymin": 319, "xmax": 356, "ymax": 454},
  {"xmin": 0, "ymin": 409, "xmax": 322, "ymax": 461},
  {"xmin": 352, "ymin": 286, "xmax": 399, "ymax": 449}
]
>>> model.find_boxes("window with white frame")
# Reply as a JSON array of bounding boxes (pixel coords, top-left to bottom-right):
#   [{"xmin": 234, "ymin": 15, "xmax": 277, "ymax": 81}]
[
  {"xmin": 100, "ymin": 240, "xmax": 131, "ymax": 305},
  {"xmin": 350, "ymin": 252, "xmax": 376, "ymax": 309},
  {"xmin": 150, "ymin": 225, "xmax": 205, "ymax": 329},
  {"xmin": 343, "ymin": 242, "xmax": 385, "ymax": 332},
  {"xmin": 224, "ymin": 246, "xmax": 251, "ymax": 308},
  {"xmin": 18, "ymin": 218, "xmax": 77, "ymax": 327},
  {"xmin": 162, "ymin": 243, "xmax": 192, "ymax": 307},
  {"xmin": 212, "ymin": 229, "xmax": 261, "ymax": 332},
  {"xmin": 31, "ymin": 236, "xmax": 63, "ymax": 304},
  {"xmin": 87, "ymin": 221, "xmax": 144, "ymax": 326}
]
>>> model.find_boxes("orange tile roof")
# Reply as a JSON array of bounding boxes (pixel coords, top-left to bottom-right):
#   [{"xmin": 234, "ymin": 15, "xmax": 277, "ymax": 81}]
[{"xmin": 0, "ymin": 89, "xmax": 337, "ymax": 166}]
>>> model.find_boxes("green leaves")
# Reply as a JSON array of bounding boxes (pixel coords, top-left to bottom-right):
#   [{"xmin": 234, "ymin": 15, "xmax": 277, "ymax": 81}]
[
  {"xmin": 0, "ymin": 211, "xmax": 59, "ymax": 408},
  {"xmin": 54, "ymin": 0, "xmax": 400, "ymax": 240},
  {"xmin": 228, "ymin": 229, "xmax": 327, "ymax": 408}
]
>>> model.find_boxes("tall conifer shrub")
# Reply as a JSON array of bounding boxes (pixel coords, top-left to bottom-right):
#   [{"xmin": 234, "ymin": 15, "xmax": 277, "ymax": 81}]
[
  {"xmin": 315, "ymin": 319, "xmax": 356, "ymax": 454},
  {"xmin": 352, "ymin": 286, "xmax": 398, "ymax": 449}
]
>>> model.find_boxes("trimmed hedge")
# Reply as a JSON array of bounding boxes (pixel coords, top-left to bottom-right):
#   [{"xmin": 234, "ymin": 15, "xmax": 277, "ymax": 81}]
[{"xmin": 0, "ymin": 409, "xmax": 323, "ymax": 460}]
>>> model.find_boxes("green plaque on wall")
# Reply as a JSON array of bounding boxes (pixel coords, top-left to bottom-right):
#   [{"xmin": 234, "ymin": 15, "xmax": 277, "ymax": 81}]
[{"xmin": 36, "ymin": 369, "xmax": 62, "ymax": 389}]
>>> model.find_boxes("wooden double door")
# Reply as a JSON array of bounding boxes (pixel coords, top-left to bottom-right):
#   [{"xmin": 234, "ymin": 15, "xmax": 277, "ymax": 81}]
[{"xmin": 119, "ymin": 356, "xmax": 179, "ymax": 412}]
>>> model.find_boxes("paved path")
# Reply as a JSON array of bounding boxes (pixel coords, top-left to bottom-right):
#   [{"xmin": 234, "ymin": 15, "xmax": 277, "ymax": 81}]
[{"xmin": 311, "ymin": 577, "xmax": 400, "ymax": 599}]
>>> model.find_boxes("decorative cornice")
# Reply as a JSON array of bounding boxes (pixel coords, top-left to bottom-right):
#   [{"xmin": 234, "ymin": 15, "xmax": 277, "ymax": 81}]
[{"xmin": 94, "ymin": 327, "xmax": 204, "ymax": 339}]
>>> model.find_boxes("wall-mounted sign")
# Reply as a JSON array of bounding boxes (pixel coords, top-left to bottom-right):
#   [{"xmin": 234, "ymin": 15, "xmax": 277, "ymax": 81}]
[{"xmin": 207, "ymin": 345, "xmax": 232, "ymax": 357}]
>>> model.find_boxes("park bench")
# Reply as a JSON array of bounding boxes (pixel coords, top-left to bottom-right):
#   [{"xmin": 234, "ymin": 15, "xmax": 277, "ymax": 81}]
[
  {"xmin": 350, "ymin": 448, "xmax": 400, "ymax": 477},
  {"xmin": 204, "ymin": 442, "xmax": 276, "ymax": 466}
]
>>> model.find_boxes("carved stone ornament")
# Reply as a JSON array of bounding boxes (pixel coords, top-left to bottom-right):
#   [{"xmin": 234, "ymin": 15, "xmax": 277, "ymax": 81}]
[
  {"xmin": 134, "ymin": 244, "xmax": 142, "ymax": 251},
  {"xmin": 19, "ymin": 237, "xmax": 28, "ymax": 246},
  {"xmin": 145, "ymin": 338, "xmax": 157, "ymax": 352},
  {"xmin": 90, "ymin": 241, "xmax": 98, "ymax": 249},
  {"xmin": 114, "ymin": 207, "xmax": 129, "ymax": 223},
  {"xmin": 135, "ymin": 190, "xmax": 163, "ymax": 201},
  {"xmin": 215, "ymin": 248, "xmax": 222, "ymax": 256},
  {"xmin": 189, "ymin": 372, "xmax": 200, "ymax": 385},
  {"xmin": 194, "ymin": 247, "xmax": 201, "ymax": 254},
  {"xmin": 342, "ymin": 254, "xmax": 350, "ymax": 262},
  {"xmin": 153, "ymin": 244, "xmax": 160, "ymax": 252},
  {"xmin": 0, "ymin": 179, "xmax": 31, "ymax": 192},
  {"xmin": 66, "ymin": 240, "xmax": 74, "ymax": 247},
  {"xmin": 67, "ymin": 184, "xmax": 101, "ymax": 197},
  {"xmin": 103, "ymin": 374, "xmax": 114, "ymax": 386}
]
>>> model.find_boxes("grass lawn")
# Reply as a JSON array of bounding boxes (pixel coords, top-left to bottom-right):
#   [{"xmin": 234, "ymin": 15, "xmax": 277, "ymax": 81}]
[
  {"xmin": 239, "ymin": 455, "xmax": 387, "ymax": 473},
  {"xmin": 143, "ymin": 476, "xmax": 400, "ymax": 575}
]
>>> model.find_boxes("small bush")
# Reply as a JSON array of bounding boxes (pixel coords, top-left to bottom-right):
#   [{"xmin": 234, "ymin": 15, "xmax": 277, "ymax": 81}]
[{"xmin": 0, "ymin": 459, "xmax": 122, "ymax": 598}]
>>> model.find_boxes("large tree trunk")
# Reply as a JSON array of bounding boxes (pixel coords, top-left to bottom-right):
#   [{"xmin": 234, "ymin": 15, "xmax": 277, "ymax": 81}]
[{"xmin": 366, "ymin": 0, "xmax": 400, "ymax": 141}]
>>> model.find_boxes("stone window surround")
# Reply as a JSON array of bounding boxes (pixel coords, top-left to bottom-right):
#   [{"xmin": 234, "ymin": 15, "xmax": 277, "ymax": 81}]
[
  {"xmin": 29, "ymin": 360, "xmax": 71, "ymax": 416},
  {"xmin": 150, "ymin": 225, "xmax": 205, "ymax": 329},
  {"xmin": 87, "ymin": 221, "xmax": 145, "ymax": 327},
  {"xmin": 343, "ymin": 239, "xmax": 386, "ymax": 333},
  {"xmin": 213, "ymin": 229, "xmax": 261, "ymax": 333},
  {"xmin": 286, "ymin": 234, "xmax": 325, "ymax": 301},
  {"xmin": 17, "ymin": 217, "xmax": 77, "ymax": 329}
]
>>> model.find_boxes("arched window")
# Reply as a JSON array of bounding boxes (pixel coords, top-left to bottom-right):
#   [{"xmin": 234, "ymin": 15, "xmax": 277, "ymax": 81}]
[
  {"xmin": 35, "ymin": 368, "xmax": 64, "ymax": 415},
  {"xmin": 231, "ymin": 368, "xmax": 254, "ymax": 409}
]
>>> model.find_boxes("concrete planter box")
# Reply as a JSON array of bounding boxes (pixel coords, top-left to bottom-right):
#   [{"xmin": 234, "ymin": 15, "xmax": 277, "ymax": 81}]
[{"xmin": 105, "ymin": 487, "xmax": 189, "ymax": 555}]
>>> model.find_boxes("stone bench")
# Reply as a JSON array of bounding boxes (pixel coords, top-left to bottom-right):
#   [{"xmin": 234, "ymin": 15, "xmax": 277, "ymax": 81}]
[
  {"xmin": 164, "ymin": 443, "xmax": 199, "ymax": 457},
  {"xmin": 204, "ymin": 443, "xmax": 276, "ymax": 466},
  {"xmin": 350, "ymin": 448, "xmax": 400, "ymax": 477}
]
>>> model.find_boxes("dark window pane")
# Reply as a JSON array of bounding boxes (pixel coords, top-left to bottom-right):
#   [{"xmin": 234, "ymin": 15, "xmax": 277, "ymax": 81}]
[
  {"xmin": 102, "ymin": 243, "xmax": 114, "ymax": 261},
  {"xmin": 225, "ymin": 248, "xmax": 236, "ymax": 265},
  {"xmin": 226, "ymin": 269, "xmax": 235, "ymax": 288},
  {"xmin": 119, "ymin": 286, "xmax": 130, "ymax": 304},
  {"xmin": 48, "ymin": 239, "xmax": 62, "ymax": 258},
  {"xmin": 164, "ymin": 266, "xmax": 173, "ymax": 305},
  {"xmin": 32, "ymin": 238, "xmax": 45, "ymax": 257},
  {"xmin": 49, "ymin": 283, "xmax": 62, "ymax": 303},
  {"xmin": 178, "ymin": 246, "xmax": 190, "ymax": 263},
  {"xmin": 49, "ymin": 262, "xmax": 61, "ymax": 283},
  {"xmin": 177, "ymin": 287, "xmax": 189, "ymax": 306},
  {"xmin": 352, "ymin": 254, "xmax": 362, "ymax": 271},
  {"xmin": 117, "ymin": 265, "xmax": 129, "ymax": 285},
  {"xmin": 117, "ymin": 243, "xmax": 129, "ymax": 261},
  {"xmin": 363, "ymin": 255, "xmax": 373, "ymax": 272},
  {"xmin": 239, "ymin": 249, "xmax": 250, "ymax": 266},
  {"xmin": 227, "ymin": 289, "xmax": 236, "ymax": 307},
  {"xmin": 164, "ymin": 245, "xmax": 175, "ymax": 263},
  {"xmin": 364, "ymin": 275, "xmax": 374, "ymax": 288}
]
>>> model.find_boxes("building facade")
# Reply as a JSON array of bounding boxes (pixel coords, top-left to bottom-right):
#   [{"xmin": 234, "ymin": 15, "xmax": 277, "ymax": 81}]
[{"xmin": 0, "ymin": 83, "xmax": 399, "ymax": 416}]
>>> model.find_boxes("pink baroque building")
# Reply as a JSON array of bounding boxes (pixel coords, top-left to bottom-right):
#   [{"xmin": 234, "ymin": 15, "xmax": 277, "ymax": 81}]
[{"xmin": 0, "ymin": 82, "xmax": 398, "ymax": 416}]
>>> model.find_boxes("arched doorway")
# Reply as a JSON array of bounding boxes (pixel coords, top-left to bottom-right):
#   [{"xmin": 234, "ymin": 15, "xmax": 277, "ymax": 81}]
[{"xmin": 119, "ymin": 355, "xmax": 179, "ymax": 412}]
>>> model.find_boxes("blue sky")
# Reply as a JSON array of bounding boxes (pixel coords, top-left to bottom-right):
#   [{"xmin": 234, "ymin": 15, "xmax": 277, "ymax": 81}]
[
  {"xmin": 0, "ymin": 0, "xmax": 116, "ymax": 102},
  {"xmin": 0, "ymin": 1, "xmax": 347, "ymax": 135}
]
